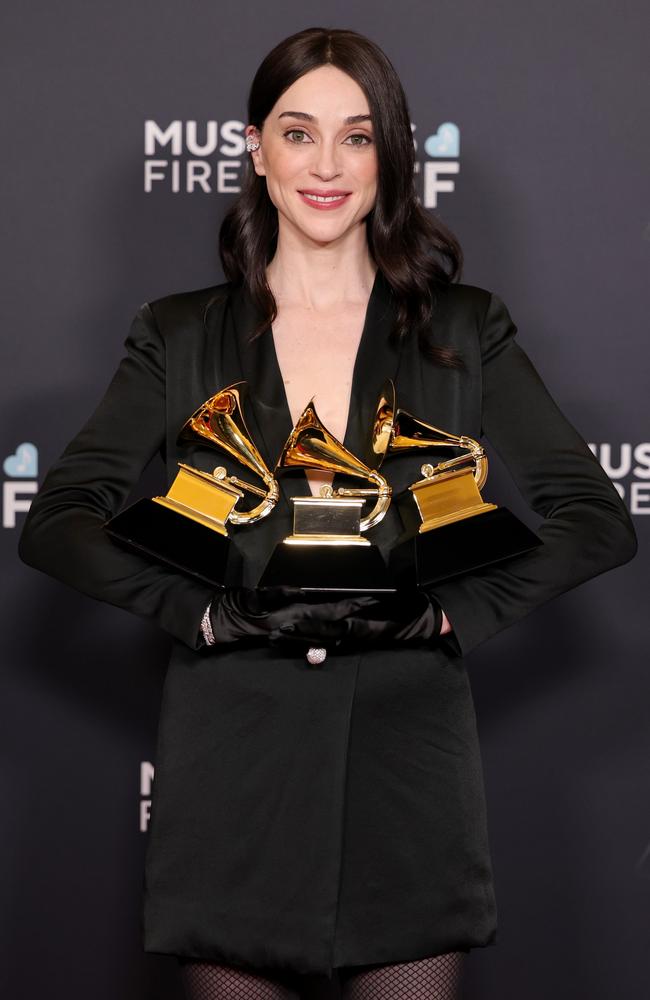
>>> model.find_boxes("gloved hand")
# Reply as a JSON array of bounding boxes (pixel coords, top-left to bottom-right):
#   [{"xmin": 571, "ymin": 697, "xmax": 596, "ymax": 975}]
[
  {"xmin": 268, "ymin": 589, "xmax": 442, "ymax": 652},
  {"xmin": 207, "ymin": 586, "xmax": 380, "ymax": 646}
]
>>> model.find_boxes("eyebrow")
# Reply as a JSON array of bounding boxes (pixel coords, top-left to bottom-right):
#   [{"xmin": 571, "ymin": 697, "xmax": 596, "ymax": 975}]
[{"xmin": 277, "ymin": 111, "xmax": 372, "ymax": 125}]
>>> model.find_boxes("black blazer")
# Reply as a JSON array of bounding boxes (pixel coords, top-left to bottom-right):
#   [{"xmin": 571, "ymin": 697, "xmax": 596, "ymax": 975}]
[{"xmin": 18, "ymin": 270, "xmax": 637, "ymax": 975}]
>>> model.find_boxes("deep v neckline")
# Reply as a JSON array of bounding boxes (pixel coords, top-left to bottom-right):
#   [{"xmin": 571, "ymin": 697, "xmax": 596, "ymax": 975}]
[
  {"xmin": 230, "ymin": 265, "xmax": 402, "ymax": 507},
  {"xmin": 267, "ymin": 267, "xmax": 382, "ymax": 457}
]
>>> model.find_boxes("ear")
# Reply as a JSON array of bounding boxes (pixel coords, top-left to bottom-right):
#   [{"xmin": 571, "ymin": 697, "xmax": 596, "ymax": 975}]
[{"xmin": 245, "ymin": 126, "xmax": 266, "ymax": 177}]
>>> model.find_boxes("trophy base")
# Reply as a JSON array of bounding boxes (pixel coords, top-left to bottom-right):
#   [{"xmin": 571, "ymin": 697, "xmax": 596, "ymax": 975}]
[
  {"xmin": 104, "ymin": 498, "xmax": 239, "ymax": 587},
  {"xmin": 259, "ymin": 539, "xmax": 395, "ymax": 593},
  {"xmin": 389, "ymin": 506, "xmax": 542, "ymax": 587}
]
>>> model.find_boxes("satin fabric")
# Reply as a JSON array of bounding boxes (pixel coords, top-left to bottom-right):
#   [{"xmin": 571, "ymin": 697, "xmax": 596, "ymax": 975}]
[{"xmin": 18, "ymin": 270, "xmax": 637, "ymax": 976}]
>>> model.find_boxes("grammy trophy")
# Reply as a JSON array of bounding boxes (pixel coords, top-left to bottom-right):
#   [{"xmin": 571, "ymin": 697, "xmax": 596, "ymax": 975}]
[
  {"xmin": 382, "ymin": 402, "xmax": 543, "ymax": 586},
  {"xmin": 104, "ymin": 382, "xmax": 279, "ymax": 586},
  {"xmin": 259, "ymin": 394, "xmax": 395, "ymax": 592}
]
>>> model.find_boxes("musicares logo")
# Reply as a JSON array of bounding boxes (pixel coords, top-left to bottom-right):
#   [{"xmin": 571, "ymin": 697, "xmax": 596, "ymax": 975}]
[
  {"xmin": 140, "ymin": 761, "xmax": 154, "ymax": 833},
  {"xmin": 144, "ymin": 120, "xmax": 246, "ymax": 195},
  {"xmin": 413, "ymin": 121, "xmax": 460, "ymax": 209},
  {"xmin": 143, "ymin": 119, "xmax": 461, "ymax": 208},
  {"xmin": 3, "ymin": 442, "xmax": 38, "ymax": 528},
  {"xmin": 587, "ymin": 443, "xmax": 650, "ymax": 514}
]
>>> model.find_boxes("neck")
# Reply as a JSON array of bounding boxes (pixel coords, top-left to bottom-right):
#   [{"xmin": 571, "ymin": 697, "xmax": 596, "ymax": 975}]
[{"xmin": 266, "ymin": 223, "xmax": 377, "ymax": 310}]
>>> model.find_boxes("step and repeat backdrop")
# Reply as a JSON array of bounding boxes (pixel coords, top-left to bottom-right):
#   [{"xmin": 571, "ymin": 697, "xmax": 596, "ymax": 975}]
[{"xmin": 2, "ymin": 2, "xmax": 648, "ymax": 999}]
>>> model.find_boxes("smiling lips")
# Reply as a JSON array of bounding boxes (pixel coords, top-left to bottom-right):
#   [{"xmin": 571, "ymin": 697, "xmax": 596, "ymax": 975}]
[{"xmin": 298, "ymin": 189, "xmax": 352, "ymax": 210}]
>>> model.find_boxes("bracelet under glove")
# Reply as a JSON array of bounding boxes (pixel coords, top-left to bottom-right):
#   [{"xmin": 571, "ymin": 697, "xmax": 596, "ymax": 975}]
[{"xmin": 203, "ymin": 587, "xmax": 379, "ymax": 648}]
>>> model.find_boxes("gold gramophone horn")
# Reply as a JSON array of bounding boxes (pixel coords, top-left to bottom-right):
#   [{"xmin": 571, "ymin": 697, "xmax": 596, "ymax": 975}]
[
  {"xmin": 177, "ymin": 382, "xmax": 279, "ymax": 525},
  {"xmin": 368, "ymin": 379, "xmax": 396, "ymax": 468},
  {"xmin": 390, "ymin": 409, "xmax": 488, "ymax": 490},
  {"xmin": 276, "ymin": 400, "xmax": 391, "ymax": 532}
]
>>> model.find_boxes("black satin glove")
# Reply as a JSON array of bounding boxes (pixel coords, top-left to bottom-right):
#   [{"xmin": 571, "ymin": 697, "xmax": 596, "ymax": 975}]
[
  {"xmin": 207, "ymin": 586, "xmax": 379, "ymax": 646},
  {"xmin": 269, "ymin": 589, "xmax": 443, "ymax": 652}
]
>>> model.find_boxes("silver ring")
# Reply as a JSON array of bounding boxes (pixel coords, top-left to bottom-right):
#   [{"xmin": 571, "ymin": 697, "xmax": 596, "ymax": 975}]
[{"xmin": 306, "ymin": 646, "xmax": 327, "ymax": 665}]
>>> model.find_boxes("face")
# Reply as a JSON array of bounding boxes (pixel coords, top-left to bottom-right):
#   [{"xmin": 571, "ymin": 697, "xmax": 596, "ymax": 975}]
[{"xmin": 247, "ymin": 65, "xmax": 378, "ymax": 247}]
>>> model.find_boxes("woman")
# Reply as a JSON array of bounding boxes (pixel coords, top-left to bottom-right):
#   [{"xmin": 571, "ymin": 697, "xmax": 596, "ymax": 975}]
[{"xmin": 18, "ymin": 26, "xmax": 637, "ymax": 1000}]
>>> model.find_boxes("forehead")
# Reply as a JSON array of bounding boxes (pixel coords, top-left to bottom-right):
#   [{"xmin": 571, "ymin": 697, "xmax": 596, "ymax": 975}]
[{"xmin": 272, "ymin": 65, "xmax": 370, "ymax": 119}]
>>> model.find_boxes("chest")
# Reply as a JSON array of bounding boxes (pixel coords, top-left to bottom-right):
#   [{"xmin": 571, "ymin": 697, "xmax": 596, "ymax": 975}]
[{"xmin": 271, "ymin": 304, "xmax": 367, "ymax": 444}]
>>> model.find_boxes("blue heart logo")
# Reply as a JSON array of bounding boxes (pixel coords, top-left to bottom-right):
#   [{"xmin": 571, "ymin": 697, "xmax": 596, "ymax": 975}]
[
  {"xmin": 424, "ymin": 122, "xmax": 460, "ymax": 158},
  {"xmin": 4, "ymin": 442, "xmax": 38, "ymax": 478}
]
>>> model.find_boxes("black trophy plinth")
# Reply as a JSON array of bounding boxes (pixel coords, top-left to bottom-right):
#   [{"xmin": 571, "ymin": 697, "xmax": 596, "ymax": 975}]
[
  {"xmin": 259, "ymin": 539, "xmax": 394, "ymax": 593},
  {"xmin": 389, "ymin": 503, "xmax": 542, "ymax": 588},
  {"xmin": 104, "ymin": 498, "xmax": 240, "ymax": 587},
  {"xmin": 258, "ymin": 494, "xmax": 395, "ymax": 594}
]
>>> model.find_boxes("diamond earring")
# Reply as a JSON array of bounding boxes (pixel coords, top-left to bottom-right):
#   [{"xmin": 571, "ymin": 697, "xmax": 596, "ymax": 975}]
[{"xmin": 245, "ymin": 134, "xmax": 260, "ymax": 152}]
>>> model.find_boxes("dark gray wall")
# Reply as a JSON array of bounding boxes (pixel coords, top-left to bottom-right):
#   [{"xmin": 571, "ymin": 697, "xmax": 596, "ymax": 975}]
[{"xmin": 2, "ymin": 2, "xmax": 648, "ymax": 998}]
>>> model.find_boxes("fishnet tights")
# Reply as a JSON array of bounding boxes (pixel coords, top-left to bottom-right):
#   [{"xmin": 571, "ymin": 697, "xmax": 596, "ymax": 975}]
[
  {"xmin": 340, "ymin": 952, "xmax": 465, "ymax": 999},
  {"xmin": 179, "ymin": 959, "xmax": 299, "ymax": 999},
  {"xmin": 179, "ymin": 951, "xmax": 465, "ymax": 1000}
]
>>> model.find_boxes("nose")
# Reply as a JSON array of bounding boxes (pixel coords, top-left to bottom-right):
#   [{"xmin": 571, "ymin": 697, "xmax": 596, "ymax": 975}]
[{"xmin": 309, "ymin": 137, "xmax": 342, "ymax": 180}]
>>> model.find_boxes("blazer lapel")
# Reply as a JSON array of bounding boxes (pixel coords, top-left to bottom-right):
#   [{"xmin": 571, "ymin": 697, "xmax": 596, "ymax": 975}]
[
  {"xmin": 228, "ymin": 281, "xmax": 307, "ymax": 507},
  {"xmin": 338, "ymin": 268, "xmax": 402, "ymax": 472}
]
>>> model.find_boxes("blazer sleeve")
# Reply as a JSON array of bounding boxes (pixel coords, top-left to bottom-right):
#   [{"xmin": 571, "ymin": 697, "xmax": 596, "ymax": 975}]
[
  {"xmin": 428, "ymin": 291, "xmax": 638, "ymax": 658},
  {"xmin": 17, "ymin": 303, "xmax": 215, "ymax": 650}
]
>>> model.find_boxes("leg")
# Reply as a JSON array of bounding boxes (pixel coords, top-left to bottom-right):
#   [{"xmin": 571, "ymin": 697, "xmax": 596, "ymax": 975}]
[
  {"xmin": 179, "ymin": 958, "xmax": 301, "ymax": 1000},
  {"xmin": 340, "ymin": 951, "xmax": 466, "ymax": 1000}
]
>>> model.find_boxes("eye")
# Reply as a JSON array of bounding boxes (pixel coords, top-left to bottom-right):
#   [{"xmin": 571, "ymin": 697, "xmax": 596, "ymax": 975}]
[
  {"xmin": 284, "ymin": 129, "xmax": 312, "ymax": 143},
  {"xmin": 344, "ymin": 133, "xmax": 373, "ymax": 147}
]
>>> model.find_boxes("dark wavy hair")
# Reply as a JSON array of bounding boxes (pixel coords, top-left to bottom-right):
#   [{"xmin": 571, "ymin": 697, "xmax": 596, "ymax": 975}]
[{"xmin": 219, "ymin": 26, "xmax": 465, "ymax": 369}]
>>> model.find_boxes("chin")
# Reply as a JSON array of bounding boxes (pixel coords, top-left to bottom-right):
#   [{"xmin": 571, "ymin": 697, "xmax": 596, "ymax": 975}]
[
  {"xmin": 307, "ymin": 228, "xmax": 356, "ymax": 247},
  {"xmin": 301, "ymin": 215, "xmax": 366, "ymax": 240}
]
